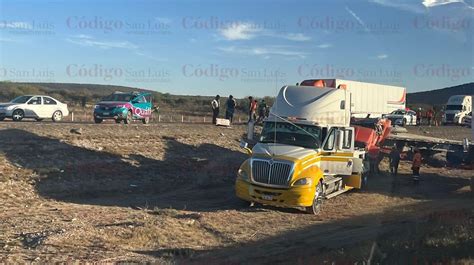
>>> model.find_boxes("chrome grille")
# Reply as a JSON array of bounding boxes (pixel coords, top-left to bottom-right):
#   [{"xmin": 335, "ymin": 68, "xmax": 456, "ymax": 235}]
[{"xmin": 251, "ymin": 159, "xmax": 293, "ymax": 186}]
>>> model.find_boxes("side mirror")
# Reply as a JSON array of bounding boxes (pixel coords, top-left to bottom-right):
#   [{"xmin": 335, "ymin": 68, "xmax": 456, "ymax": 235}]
[{"xmin": 240, "ymin": 140, "xmax": 252, "ymax": 155}]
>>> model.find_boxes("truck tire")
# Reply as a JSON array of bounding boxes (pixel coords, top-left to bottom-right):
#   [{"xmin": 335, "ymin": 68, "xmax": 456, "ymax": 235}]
[
  {"xmin": 402, "ymin": 119, "xmax": 407, "ymax": 127},
  {"xmin": 305, "ymin": 181, "xmax": 323, "ymax": 215},
  {"xmin": 94, "ymin": 117, "xmax": 103, "ymax": 124},
  {"xmin": 12, "ymin": 109, "xmax": 24, "ymax": 121},
  {"xmin": 0, "ymin": 117, "xmax": 4, "ymax": 121}
]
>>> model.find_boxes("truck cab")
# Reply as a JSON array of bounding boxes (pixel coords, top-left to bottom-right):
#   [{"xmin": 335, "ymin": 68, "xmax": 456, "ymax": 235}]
[
  {"xmin": 443, "ymin": 95, "xmax": 472, "ymax": 125},
  {"xmin": 236, "ymin": 85, "xmax": 367, "ymax": 214}
]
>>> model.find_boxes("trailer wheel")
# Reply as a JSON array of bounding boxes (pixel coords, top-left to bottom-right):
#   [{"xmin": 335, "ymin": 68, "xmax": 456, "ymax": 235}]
[{"xmin": 305, "ymin": 181, "xmax": 323, "ymax": 215}]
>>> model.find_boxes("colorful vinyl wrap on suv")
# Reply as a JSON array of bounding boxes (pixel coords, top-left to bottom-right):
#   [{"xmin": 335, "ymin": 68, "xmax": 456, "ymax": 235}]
[{"xmin": 94, "ymin": 92, "xmax": 152, "ymax": 120}]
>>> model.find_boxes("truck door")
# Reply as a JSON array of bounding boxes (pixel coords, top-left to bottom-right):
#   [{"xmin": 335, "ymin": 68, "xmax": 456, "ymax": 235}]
[{"xmin": 320, "ymin": 127, "xmax": 354, "ymax": 176}]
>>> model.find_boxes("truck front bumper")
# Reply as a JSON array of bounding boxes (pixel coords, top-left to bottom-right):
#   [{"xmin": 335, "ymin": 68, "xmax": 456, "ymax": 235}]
[{"xmin": 235, "ymin": 178, "xmax": 315, "ymax": 208}]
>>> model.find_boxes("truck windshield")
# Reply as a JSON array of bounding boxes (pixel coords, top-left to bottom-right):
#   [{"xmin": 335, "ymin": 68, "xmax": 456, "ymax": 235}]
[
  {"xmin": 446, "ymin": 105, "xmax": 463, "ymax": 111},
  {"xmin": 102, "ymin": 93, "xmax": 134, "ymax": 102},
  {"xmin": 11, "ymin": 96, "xmax": 32, "ymax": 103},
  {"xmin": 259, "ymin": 122, "xmax": 322, "ymax": 149}
]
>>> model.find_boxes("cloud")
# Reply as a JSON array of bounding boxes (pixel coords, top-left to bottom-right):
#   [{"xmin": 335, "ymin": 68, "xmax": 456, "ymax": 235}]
[
  {"xmin": 217, "ymin": 21, "xmax": 310, "ymax": 42},
  {"xmin": 317, "ymin": 43, "xmax": 332, "ymax": 48},
  {"xmin": 0, "ymin": 21, "xmax": 31, "ymax": 29},
  {"xmin": 369, "ymin": 0, "xmax": 426, "ymax": 13},
  {"xmin": 66, "ymin": 35, "xmax": 138, "ymax": 50},
  {"xmin": 283, "ymin": 33, "xmax": 311, "ymax": 41},
  {"xmin": 369, "ymin": 0, "xmax": 473, "ymax": 12},
  {"xmin": 218, "ymin": 45, "xmax": 308, "ymax": 59},
  {"xmin": 219, "ymin": 22, "xmax": 261, "ymax": 40},
  {"xmin": 422, "ymin": 0, "xmax": 472, "ymax": 8},
  {"xmin": 376, "ymin": 54, "xmax": 389, "ymax": 59}
]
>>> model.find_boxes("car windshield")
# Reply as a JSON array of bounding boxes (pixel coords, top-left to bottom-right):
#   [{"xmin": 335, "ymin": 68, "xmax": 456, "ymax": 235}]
[
  {"xmin": 10, "ymin": 96, "xmax": 32, "ymax": 104},
  {"xmin": 259, "ymin": 122, "xmax": 322, "ymax": 149},
  {"xmin": 102, "ymin": 93, "xmax": 135, "ymax": 102},
  {"xmin": 446, "ymin": 105, "xmax": 463, "ymax": 111}
]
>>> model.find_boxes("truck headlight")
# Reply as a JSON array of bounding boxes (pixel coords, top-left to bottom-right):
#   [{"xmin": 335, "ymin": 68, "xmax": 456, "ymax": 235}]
[
  {"xmin": 293, "ymin": 178, "xmax": 312, "ymax": 186},
  {"xmin": 238, "ymin": 168, "xmax": 249, "ymax": 180}
]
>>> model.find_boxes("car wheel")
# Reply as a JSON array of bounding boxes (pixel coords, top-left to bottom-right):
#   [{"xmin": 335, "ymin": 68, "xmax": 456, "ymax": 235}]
[
  {"xmin": 0, "ymin": 117, "xmax": 5, "ymax": 121},
  {"xmin": 35, "ymin": 118, "xmax": 44, "ymax": 122},
  {"xmin": 115, "ymin": 119, "xmax": 122, "ymax": 124},
  {"xmin": 124, "ymin": 110, "xmax": 132, "ymax": 124},
  {"xmin": 52, "ymin": 111, "xmax": 63, "ymax": 122},
  {"xmin": 305, "ymin": 181, "xmax": 323, "ymax": 215},
  {"xmin": 142, "ymin": 117, "xmax": 150, "ymax": 124},
  {"xmin": 12, "ymin": 109, "xmax": 24, "ymax": 121},
  {"xmin": 94, "ymin": 117, "xmax": 103, "ymax": 124}
]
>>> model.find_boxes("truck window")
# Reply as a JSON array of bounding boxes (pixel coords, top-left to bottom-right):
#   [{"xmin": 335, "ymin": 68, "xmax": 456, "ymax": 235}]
[
  {"xmin": 342, "ymin": 129, "xmax": 352, "ymax": 149},
  {"xmin": 323, "ymin": 129, "xmax": 336, "ymax": 151},
  {"xmin": 446, "ymin": 105, "xmax": 463, "ymax": 111}
]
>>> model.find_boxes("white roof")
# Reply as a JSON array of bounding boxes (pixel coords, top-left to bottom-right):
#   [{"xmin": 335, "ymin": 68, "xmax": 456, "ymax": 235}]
[{"xmin": 268, "ymin": 85, "xmax": 350, "ymax": 127}]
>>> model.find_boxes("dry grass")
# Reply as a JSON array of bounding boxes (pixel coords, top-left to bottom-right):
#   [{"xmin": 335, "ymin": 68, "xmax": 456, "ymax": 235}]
[{"xmin": 0, "ymin": 122, "xmax": 472, "ymax": 263}]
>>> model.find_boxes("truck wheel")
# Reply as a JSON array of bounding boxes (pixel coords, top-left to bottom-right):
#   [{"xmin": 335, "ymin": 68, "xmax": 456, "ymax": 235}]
[
  {"xmin": 124, "ymin": 111, "xmax": 132, "ymax": 124},
  {"xmin": 52, "ymin": 110, "xmax": 63, "ymax": 122},
  {"xmin": 12, "ymin": 109, "xmax": 24, "ymax": 121},
  {"xmin": 115, "ymin": 119, "xmax": 122, "ymax": 124},
  {"xmin": 94, "ymin": 117, "xmax": 103, "ymax": 124},
  {"xmin": 402, "ymin": 119, "xmax": 407, "ymax": 127},
  {"xmin": 142, "ymin": 117, "xmax": 150, "ymax": 124},
  {"xmin": 305, "ymin": 181, "xmax": 323, "ymax": 215},
  {"xmin": 0, "ymin": 117, "xmax": 4, "ymax": 121}
]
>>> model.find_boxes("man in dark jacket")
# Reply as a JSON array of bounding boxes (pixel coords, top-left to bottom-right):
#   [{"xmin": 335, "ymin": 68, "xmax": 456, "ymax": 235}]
[
  {"xmin": 225, "ymin": 95, "xmax": 237, "ymax": 123},
  {"xmin": 389, "ymin": 146, "xmax": 401, "ymax": 176}
]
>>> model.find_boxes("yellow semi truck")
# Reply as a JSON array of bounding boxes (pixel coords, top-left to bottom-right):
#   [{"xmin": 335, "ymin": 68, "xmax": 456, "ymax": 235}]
[{"xmin": 236, "ymin": 83, "xmax": 382, "ymax": 214}]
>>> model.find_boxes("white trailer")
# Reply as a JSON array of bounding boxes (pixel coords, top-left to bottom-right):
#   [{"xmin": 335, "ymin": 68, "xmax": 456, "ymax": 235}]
[{"xmin": 300, "ymin": 79, "xmax": 406, "ymax": 118}]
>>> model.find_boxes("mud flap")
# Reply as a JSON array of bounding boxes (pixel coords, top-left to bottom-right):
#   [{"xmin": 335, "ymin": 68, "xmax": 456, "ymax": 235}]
[{"xmin": 344, "ymin": 174, "xmax": 362, "ymax": 189}]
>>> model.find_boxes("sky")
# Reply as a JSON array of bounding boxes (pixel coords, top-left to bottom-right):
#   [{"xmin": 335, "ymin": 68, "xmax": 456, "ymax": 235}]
[{"xmin": 0, "ymin": 0, "xmax": 473, "ymax": 97}]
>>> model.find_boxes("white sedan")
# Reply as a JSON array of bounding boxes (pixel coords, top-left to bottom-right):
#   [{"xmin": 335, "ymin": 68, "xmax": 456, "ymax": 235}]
[
  {"xmin": 383, "ymin": 109, "xmax": 417, "ymax": 126},
  {"xmin": 0, "ymin": 95, "xmax": 69, "ymax": 122}
]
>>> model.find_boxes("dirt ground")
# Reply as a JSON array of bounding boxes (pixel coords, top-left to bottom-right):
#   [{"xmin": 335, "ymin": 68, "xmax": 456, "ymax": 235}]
[
  {"xmin": 0, "ymin": 122, "xmax": 472, "ymax": 264},
  {"xmin": 406, "ymin": 125, "xmax": 472, "ymax": 141}
]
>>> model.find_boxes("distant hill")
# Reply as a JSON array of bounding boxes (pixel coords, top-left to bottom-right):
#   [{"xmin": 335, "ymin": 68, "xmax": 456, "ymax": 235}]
[{"xmin": 407, "ymin": 82, "xmax": 474, "ymax": 106}]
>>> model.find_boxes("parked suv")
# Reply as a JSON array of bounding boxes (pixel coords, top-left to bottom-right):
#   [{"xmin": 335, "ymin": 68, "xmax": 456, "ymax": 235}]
[
  {"xmin": 0, "ymin": 95, "xmax": 69, "ymax": 122},
  {"xmin": 94, "ymin": 92, "xmax": 153, "ymax": 124}
]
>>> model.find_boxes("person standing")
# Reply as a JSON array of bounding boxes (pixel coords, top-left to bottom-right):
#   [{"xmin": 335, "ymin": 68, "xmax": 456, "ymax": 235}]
[
  {"xmin": 257, "ymin": 99, "xmax": 267, "ymax": 123},
  {"xmin": 368, "ymin": 148, "xmax": 380, "ymax": 176},
  {"xmin": 211, "ymin": 95, "xmax": 220, "ymax": 125},
  {"xmin": 389, "ymin": 146, "xmax": 401, "ymax": 176},
  {"xmin": 225, "ymin": 95, "xmax": 237, "ymax": 123},
  {"xmin": 427, "ymin": 108, "xmax": 434, "ymax": 126},
  {"xmin": 247, "ymin": 96, "xmax": 253, "ymax": 122},
  {"xmin": 248, "ymin": 97, "xmax": 257, "ymax": 123},
  {"xmin": 412, "ymin": 149, "xmax": 422, "ymax": 182},
  {"xmin": 416, "ymin": 108, "xmax": 423, "ymax": 126}
]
